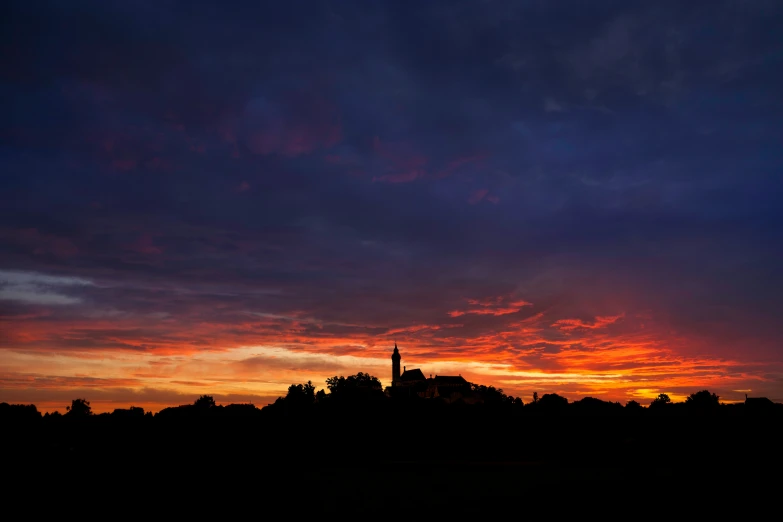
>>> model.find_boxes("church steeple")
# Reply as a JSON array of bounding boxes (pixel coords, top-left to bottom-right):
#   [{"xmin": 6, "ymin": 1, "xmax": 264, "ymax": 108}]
[{"xmin": 391, "ymin": 342, "xmax": 401, "ymax": 386}]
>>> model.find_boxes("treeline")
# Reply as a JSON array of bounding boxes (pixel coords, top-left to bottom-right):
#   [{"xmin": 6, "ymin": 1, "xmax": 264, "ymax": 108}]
[
  {"xmin": 1, "ymin": 373, "xmax": 781, "ymax": 423},
  {"xmin": 3, "ymin": 372, "xmax": 783, "ymax": 483},
  {"xmin": 4, "ymin": 373, "xmax": 783, "ymax": 505}
]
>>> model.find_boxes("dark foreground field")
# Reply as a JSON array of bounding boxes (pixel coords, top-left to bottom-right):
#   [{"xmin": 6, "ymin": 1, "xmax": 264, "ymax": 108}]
[{"xmin": 4, "ymin": 406, "xmax": 781, "ymax": 513}]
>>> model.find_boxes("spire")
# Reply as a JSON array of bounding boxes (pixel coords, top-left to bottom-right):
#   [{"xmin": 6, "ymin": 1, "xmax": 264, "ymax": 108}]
[{"xmin": 391, "ymin": 342, "xmax": 401, "ymax": 385}]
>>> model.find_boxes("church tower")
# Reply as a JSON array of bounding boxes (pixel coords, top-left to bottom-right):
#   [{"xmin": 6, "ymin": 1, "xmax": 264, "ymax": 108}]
[{"xmin": 391, "ymin": 343, "xmax": 401, "ymax": 386}]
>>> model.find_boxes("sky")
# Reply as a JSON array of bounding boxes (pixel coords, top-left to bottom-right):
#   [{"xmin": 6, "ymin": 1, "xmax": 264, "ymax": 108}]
[{"xmin": 2, "ymin": 0, "xmax": 783, "ymax": 413}]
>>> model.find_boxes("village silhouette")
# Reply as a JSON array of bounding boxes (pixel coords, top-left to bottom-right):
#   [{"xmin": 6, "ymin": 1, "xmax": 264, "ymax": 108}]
[
  {"xmin": 3, "ymin": 342, "xmax": 782, "ymax": 505},
  {"xmin": 5, "ymin": 344, "xmax": 779, "ymax": 420}
]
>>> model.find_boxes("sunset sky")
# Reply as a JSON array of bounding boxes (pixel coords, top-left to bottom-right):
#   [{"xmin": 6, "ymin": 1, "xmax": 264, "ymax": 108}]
[{"xmin": 2, "ymin": 1, "xmax": 783, "ymax": 413}]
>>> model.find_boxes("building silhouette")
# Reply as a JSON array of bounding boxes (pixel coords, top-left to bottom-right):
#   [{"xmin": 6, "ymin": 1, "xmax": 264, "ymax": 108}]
[
  {"xmin": 387, "ymin": 344, "xmax": 473, "ymax": 402},
  {"xmin": 745, "ymin": 394, "xmax": 775, "ymax": 413}
]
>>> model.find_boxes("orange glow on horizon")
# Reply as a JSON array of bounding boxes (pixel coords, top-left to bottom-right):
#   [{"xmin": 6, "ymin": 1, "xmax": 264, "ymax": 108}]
[{"xmin": 2, "ymin": 293, "xmax": 781, "ymax": 411}]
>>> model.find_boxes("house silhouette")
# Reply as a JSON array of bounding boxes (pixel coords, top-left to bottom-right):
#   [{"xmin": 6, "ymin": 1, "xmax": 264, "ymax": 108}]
[{"xmin": 745, "ymin": 394, "xmax": 775, "ymax": 413}]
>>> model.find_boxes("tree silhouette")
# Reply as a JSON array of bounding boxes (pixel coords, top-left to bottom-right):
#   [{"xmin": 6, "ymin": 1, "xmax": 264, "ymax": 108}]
[
  {"xmin": 286, "ymin": 381, "xmax": 316, "ymax": 405},
  {"xmin": 0, "ymin": 403, "xmax": 41, "ymax": 422},
  {"xmin": 532, "ymin": 392, "xmax": 539, "ymax": 404},
  {"xmin": 65, "ymin": 398, "xmax": 92, "ymax": 417},
  {"xmin": 572, "ymin": 397, "xmax": 623, "ymax": 415},
  {"xmin": 326, "ymin": 372, "xmax": 382, "ymax": 393},
  {"xmin": 112, "ymin": 406, "xmax": 145, "ymax": 418},
  {"xmin": 685, "ymin": 390, "xmax": 720, "ymax": 410},
  {"xmin": 537, "ymin": 393, "xmax": 568, "ymax": 411},
  {"xmin": 649, "ymin": 393, "xmax": 672, "ymax": 410},
  {"xmin": 194, "ymin": 395, "xmax": 216, "ymax": 409},
  {"xmin": 324, "ymin": 372, "xmax": 383, "ymax": 401},
  {"xmin": 471, "ymin": 384, "xmax": 514, "ymax": 404}
]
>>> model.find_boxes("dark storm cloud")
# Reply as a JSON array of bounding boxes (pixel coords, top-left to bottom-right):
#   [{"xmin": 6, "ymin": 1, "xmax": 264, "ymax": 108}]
[{"xmin": 1, "ymin": 0, "xmax": 783, "ymax": 396}]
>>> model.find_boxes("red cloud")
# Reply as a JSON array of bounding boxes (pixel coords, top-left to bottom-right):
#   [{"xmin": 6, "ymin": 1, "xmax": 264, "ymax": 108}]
[
  {"xmin": 127, "ymin": 234, "xmax": 162, "ymax": 255},
  {"xmin": 324, "ymin": 154, "xmax": 365, "ymax": 177},
  {"xmin": 468, "ymin": 189, "xmax": 489, "ymax": 205},
  {"xmin": 144, "ymin": 157, "xmax": 177, "ymax": 172},
  {"xmin": 448, "ymin": 296, "xmax": 533, "ymax": 317},
  {"xmin": 371, "ymin": 136, "xmax": 429, "ymax": 183},
  {"xmin": 370, "ymin": 142, "xmax": 488, "ymax": 184},
  {"xmin": 112, "ymin": 159, "xmax": 137, "ymax": 171},
  {"xmin": 386, "ymin": 324, "xmax": 464, "ymax": 335},
  {"xmin": 372, "ymin": 169, "xmax": 426, "ymax": 183},
  {"xmin": 0, "ymin": 228, "xmax": 79, "ymax": 258},
  {"xmin": 434, "ymin": 154, "xmax": 486, "ymax": 179},
  {"xmin": 324, "ymin": 154, "xmax": 346, "ymax": 164},
  {"xmin": 2, "ymin": 295, "xmax": 778, "ymax": 411},
  {"xmin": 247, "ymin": 125, "xmax": 341, "ymax": 157},
  {"xmin": 2, "ymin": 263, "xmax": 778, "ymax": 411},
  {"xmin": 552, "ymin": 314, "xmax": 624, "ymax": 331},
  {"xmin": 240, "ymin": 91, "xmax": 342, "ymax": 157}
]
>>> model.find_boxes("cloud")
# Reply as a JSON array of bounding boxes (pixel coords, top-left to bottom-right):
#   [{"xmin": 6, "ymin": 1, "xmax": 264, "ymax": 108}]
[
  {"xmin": 448, "ymin": 296, "xmax": 533, "ymax": 318},
  {"xmin": 467, "ymin": 189, "xmax": 489, "ymax": 205},
  {"xmin": 126, "ymin": 234, "xmax": 163, "ymax": 255},
  {"xmin": 370, "ymin": 136, "xmax": 429, "ymax": 183},
  {"xmin": 434, "ymin": 155, "xmax": 486, "ymax": 179},
  {"xmin": 0, "ymin": 270, "xmax": 93, "ymax": 305},
  {"xmin": 0, "ymin": 228, "xmax": 79, "ymax": 258},
  {"xmin": 239, "ymin": 92, "xmax": 342, "ymax": 157},
  {"xmin": 552, "ymin": 315, "xmax": 624, "ymax": 332},
  {"xmin": 544, "ymin": 97, "xmax": 564, "ymax": 113},
  {"xmin": 372, "ymin": 170, "xmax": 425, "ymax": 184}
]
